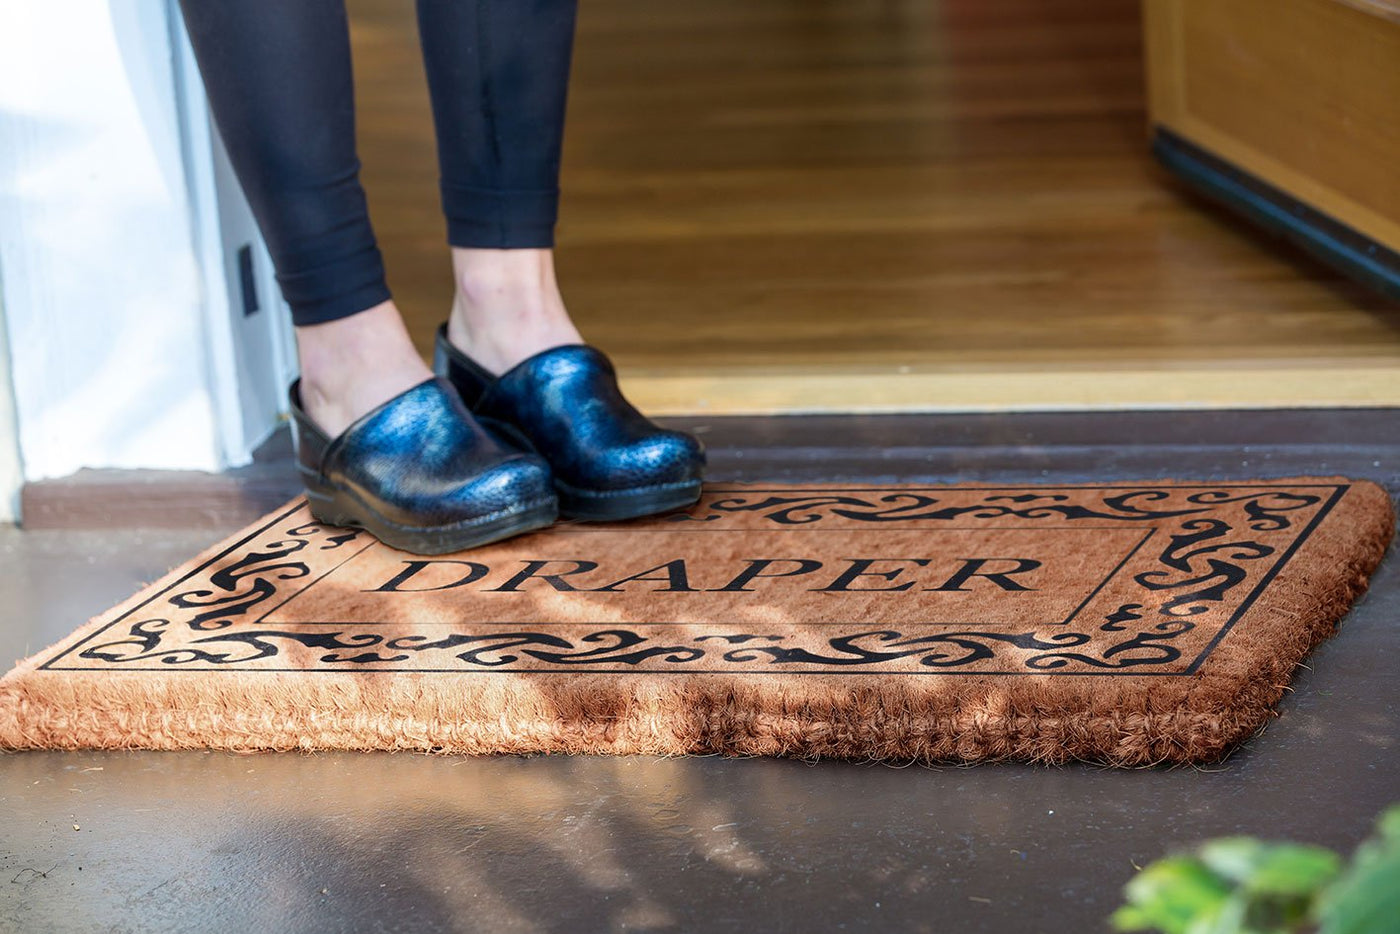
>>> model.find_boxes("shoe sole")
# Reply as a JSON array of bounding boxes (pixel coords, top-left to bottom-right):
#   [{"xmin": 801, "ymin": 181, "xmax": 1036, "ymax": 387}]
[
  {"xmin": 555, "ymin": 478, "xmax": 704, "ymax": 522},
  {"xmin": 304, "ymin": 483, "xmax": 559, "ymax": 555}
]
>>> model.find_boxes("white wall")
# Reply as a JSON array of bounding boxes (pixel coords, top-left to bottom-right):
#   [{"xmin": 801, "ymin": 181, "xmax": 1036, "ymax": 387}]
[
  {"xmin": 0, "ymin": 0, "xmax": 290, "ymax": 497},
  {"xmin": 0, "ymin": 286, "xmax": 23, "ymax": 522}
]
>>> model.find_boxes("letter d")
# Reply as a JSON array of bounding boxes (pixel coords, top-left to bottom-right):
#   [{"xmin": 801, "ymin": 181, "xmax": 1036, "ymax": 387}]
[{"xmin": 367, "ymin": 560, "xmax": 489, "ymax": 593}]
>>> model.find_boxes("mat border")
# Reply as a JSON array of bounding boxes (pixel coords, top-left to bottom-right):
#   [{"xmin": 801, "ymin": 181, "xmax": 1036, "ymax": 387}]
[{"xmin": 34, "ymin": 482, "xmax": 1349, "ymax": 678}]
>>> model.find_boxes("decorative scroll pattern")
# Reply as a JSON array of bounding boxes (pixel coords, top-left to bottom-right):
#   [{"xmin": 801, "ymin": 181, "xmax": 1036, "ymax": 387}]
[
  {"xmin": 74, "ymin": 521, "xmax": 362, "ymax": 663},
  {"xmin": 76, "ymin": 610, "xmax": 1193, "ymax": 671},
  {"xmin": 53, "ymin": 485, "xmax": 1337, "ymax": 676},
  {"xmin": 679, "ymin": 490, "xmax": 1320, "ymax": 530}
]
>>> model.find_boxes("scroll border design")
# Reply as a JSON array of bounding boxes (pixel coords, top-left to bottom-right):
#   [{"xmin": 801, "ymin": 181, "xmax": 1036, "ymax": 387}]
[{"xmin": 50, "ymin": 485, "xmax": 1340, "ymax": 676}]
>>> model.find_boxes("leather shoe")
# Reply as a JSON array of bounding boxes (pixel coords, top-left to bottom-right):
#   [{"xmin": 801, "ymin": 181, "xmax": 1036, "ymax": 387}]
[
  {"xmin": 432, "ymin": 324, "xmax": 705, "ymax": 521},
  {"xmin": 289, "ymin": 375, "xmax": 558, "ymax": 554}
]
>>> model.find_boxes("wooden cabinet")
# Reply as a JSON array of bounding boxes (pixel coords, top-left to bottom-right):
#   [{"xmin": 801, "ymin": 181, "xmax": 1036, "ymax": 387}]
[{"xmin": 1144, "ymin": 0, "xmax": 1400, "ymax": 298}]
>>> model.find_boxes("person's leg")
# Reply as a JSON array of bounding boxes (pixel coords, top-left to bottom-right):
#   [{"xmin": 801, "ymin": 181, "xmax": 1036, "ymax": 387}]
[
  {"xmin": 176, "ymin": 0, "xmax": 430, "ymax": 437},
  {"xmin": 414, "ymin": 0, "xmax": 583, "ymax": 376},
  {"xmin": 417, "ymin": 0, "xmax": 704, "ymax": 522}
]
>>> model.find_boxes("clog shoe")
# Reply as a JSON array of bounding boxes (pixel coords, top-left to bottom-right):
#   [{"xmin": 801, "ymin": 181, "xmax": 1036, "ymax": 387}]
[
  {"xmin": 432, "ymin": 325, "xmax": 705, "ymax": 521},
  {"xmin": 289, "ymin": 375, "xmax": 558, "ymax": 553}
]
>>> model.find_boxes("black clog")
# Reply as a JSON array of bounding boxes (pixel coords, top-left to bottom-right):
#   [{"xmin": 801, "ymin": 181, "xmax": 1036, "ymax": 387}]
[
  {"xmin": 288, "ymin": 376, "xmax": 558, "ymax": 554},
  {"xmin": 432, "ymin": 324, "xmax": 705, "ymax": 521}
]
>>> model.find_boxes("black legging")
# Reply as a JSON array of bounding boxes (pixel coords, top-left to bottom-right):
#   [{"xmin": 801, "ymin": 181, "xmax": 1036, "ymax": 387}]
[{"xmin": 175, "ymin": 0, "xmax": 578, "ymax": 327}]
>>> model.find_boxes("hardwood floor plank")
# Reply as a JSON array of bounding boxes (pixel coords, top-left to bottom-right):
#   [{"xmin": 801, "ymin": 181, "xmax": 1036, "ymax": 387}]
[{"xmin": 346, "ymin": 0, "xmax": 1400, "ymax": 410}]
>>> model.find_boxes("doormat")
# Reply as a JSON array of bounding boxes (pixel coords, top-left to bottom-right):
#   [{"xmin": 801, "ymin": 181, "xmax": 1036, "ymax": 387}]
[{"xmin": 0, "ymin": 479, "xmax": 1391, "ymax": 765}]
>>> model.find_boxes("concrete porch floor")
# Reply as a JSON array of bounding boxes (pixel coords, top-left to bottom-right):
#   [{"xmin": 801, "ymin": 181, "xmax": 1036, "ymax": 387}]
[{"xmin": 2, "ymin": 410, "xmax": 1398, "ymax": 933}]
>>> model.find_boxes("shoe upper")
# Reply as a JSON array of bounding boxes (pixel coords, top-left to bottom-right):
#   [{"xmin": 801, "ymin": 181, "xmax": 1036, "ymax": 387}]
[
  {"xmin": 289, "ymin": 376, "xmax": 556, "ymax": 529},
  {"xmin": 433, "ymin": 325, "xmax": 706, "ymax": 494}
]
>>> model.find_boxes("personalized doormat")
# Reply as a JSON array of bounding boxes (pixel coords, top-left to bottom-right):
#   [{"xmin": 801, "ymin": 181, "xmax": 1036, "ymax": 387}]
[{"xmin": 0, "ymin": 479, "xmax": 1392, "ymax": 765}]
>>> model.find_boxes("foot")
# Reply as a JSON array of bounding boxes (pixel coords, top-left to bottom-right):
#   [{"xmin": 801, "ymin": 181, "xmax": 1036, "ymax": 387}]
[
  {"xmin": 434, "ymin": 330, "xmax": 706, "ymax": 522},
  {"xmin": 295, "ymin": 299, "xmax": 433, "ymax": 438},
  {"xmin": 445, "ymin": 247, "xmax": 584, "ymax": 377}
]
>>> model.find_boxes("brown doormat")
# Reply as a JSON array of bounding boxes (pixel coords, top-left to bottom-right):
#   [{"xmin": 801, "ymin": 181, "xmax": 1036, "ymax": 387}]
[{"xmin": 0, "ymin": 478, "xmax": 1392, "ymax": 765}]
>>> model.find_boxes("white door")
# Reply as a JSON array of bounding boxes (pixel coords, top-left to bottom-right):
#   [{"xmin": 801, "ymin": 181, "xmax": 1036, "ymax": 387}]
[{"xmin": 0, "ymin": 0, "xmax": 293, "ymax": 508}]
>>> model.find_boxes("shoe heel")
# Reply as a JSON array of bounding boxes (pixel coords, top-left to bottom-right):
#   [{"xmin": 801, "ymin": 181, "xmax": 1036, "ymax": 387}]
[{"xmin": 302, "ymin": 477, "xmax": 361, "ymax": 530}]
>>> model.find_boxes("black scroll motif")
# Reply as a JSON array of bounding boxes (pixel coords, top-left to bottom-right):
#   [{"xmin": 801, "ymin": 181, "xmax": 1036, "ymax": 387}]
[
  {"xmin": 71, "ymin": 623, "xmax": 1182, "ymax": 672},
  {"xmin": 78, "ymin": 521, "xmax": 362, "ymax": 663},
  {"xmin": 1023, "ymin": 604, "xmax": 1196, "ymax": 669},
  {"xmin": 717, "ymin": 629, "xmax": 1095, "ymax": 668},
  {"xmin": 166, "ymin": 522, "xmax": 360, "ymax": 629},
  {"xmin": 683, "ymin": 491, "xmax": 1206, "ymax": 525},
  {"xmin": 1180, "ymin": 491, "xmax": 1319, "ymax": 531},
  {"xmin": 80, "ymin": 622, "xmax": 396, "ymax": 666},
  {"xmin": 1135, "ymin": 519, "xmax": 1274, "ymax": 617},
  {"xmin": 382, "ymin": 630, "xmax": 705, "ymax": 667},
  {"xmin": 686, "ymin": 489, "xmax": 1321, "ymax": 530},
  {"xmin": 83, "ymin": 630, "xmax": 703, "ymax": 669}
]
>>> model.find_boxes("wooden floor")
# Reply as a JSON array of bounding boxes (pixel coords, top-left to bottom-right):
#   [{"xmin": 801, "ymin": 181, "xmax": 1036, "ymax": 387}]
[{"xmin": 347, "ymin": 0, "xmax": 1400, "ymax": 412}]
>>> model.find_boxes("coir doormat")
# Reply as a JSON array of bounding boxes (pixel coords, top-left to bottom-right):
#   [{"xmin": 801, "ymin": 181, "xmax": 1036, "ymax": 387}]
[{"xmin": 0, "ymin": 479, "xmax": 1392, "ymax": 765}]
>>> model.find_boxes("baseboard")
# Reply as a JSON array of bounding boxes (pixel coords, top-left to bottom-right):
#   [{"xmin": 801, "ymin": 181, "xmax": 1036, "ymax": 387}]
[{"xmin": 1152, "ymin": 127, "xmax": 1400, "ymax": 304}]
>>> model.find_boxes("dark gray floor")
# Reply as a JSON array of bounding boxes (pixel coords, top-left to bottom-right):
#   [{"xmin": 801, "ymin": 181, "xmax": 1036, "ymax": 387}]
[{"xmin": 2, "ymin": 411, "xmax": 1399, "ymax": 933}]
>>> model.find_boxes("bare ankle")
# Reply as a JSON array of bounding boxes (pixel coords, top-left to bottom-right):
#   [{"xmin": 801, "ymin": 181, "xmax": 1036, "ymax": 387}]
[
  {"xmin": 447, "ymin": 248, "xmax": 583, "ymax": 375},
  {"xmin": 294, "ymin": 300, "xmax": 432, "ymax": 436},
  {"xmin": 451, "ymin": 246, "xmax": 552, "ymax": 293}
]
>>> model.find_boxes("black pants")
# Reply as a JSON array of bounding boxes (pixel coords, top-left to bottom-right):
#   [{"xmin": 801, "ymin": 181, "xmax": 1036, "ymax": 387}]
[{"xmin": 176, "ymin": 0, "xmax": 578, "ymax": 327}]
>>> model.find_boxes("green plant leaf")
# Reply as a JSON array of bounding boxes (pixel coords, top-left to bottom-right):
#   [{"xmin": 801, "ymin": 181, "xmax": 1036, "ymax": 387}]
[
  {"xmin": 1318, "ymin": 805, "xmax": 1400, "ymax": 934},
  {"xmin": 1110, "ymin": 904, "xmax": 1155, "ymax": 931},
  {"xmin": 1245, "ymin": 844, "xmax": 1342, "ymax": 896},
  {"xmin": 1376, "ymin": 805, "xmax": 1400, "ymax": 843},
  {"xmin": 1114, "ymin": 857, "xmax": 1233, "ymax": 934},
  {"xmin": 1198, "ymin": 838, "xmax": 1270, "ymax": 885},
  {"xmin": 1186, "ymin": 892, "xmax": 1250, "ymax": 934},
  {"xmin": 1112, "ymin": 805, "xmax": 1400, "ymax": 934}
]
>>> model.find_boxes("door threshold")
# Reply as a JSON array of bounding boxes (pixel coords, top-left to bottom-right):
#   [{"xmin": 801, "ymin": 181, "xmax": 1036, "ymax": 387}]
[
  {"xmin": 18, "ymin": 408, "xmax": 1399, "ymax": 531},
  {"xmin": 620, "ymin": 364, "xmax": 1400, "ymax": 415}
]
